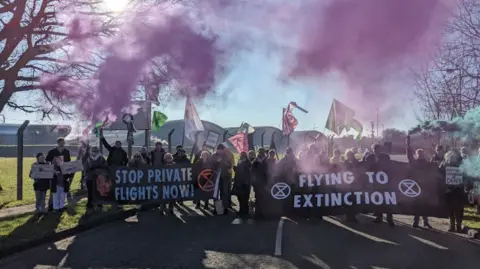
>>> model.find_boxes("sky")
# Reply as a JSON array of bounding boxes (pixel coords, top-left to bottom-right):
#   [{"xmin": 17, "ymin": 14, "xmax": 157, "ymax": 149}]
[
  {"xmin": 2, "ymin": 46, "xmax": 417, "ymax": 137},
  {"xmin": 1, "ymin": 0, "xmax": 422, "ymax": 137}
]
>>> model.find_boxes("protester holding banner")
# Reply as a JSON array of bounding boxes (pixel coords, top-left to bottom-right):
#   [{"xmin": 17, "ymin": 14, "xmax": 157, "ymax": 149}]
[
  {"xmin": 150, "ymin": 141, "xmax": 166, "ymax": 166},
  {"xmin": 266, "ymin": 150, "xmax": 277, "ymax": 179},
  {"xmin": 140, "ymin": 146, "xmax": 151, "ymax": 165},
  {"xmin": 194, "ymin": 151, "xmax": 212, "ymax": 210},
  {"xmin": 174, "ymin": 147, "xmax": 190, "ymax": 164},
  {"xmin": 163, "ymin": 153, "xmax": 177, "ymax": 214},
  {"xmin": 439, "ymin": 150, "xmax": 465, "ymax": 232},
  {"xmin": 46, "ymin": 138, "xmax": 73, "ymax": 211},
  {"xmin": 29, "ymin": 153, "xmax": 51, "ymax": 214},
  {"xmin": 84, "ymin": 146, "xmax": 108, "ymax": 211},
  {"xmin": 100, "ymin": 135, "xmax": 128, "ymax": 166},
  {"xmin": 252, "ymin": 148, "xmax": 269, "ymax": 218},
  {"xmin": 211, "ymin": 144, "xmax": 234, "ymax": 214},
  {"xmin": 406, "ymin": 136, "xmax": 432, "ymax": 228},
  {"xmin": 371, "ymin": 144, "xmax": 395, "ymax": 227},
  {"xmin": 343, "ymin": 149, "xmax": 360, "ymax": 222},
  {"xmin": 233, "ymin": 152, "xmax": 252, "ymax": 217}
]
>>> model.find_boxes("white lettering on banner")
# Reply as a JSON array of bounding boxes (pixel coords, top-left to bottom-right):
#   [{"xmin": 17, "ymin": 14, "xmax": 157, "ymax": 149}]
[
  {"xmin": 292, "ymin": 192, "xmax": 397, "ymax": 208},
  {"xmin": 146, "ymin": 168, "xmax": 192, "ymax": 183},
  {"xmin": 114, "ymin": 186, "xmax": 159, "ymax": 201},
  {"xmin": 298, "ymin": 172, "xmax": 355, "ymax": 187},
  {"xmin": 162, "ymin": 184, "xmax": 195, "ymax": 200},
  {"xmin": 445, "ymin": 166, "xmax": 463, "ymax": 185},
  {"xmin": 366, "ymin": 171, "xmax": 389, "ymax": 184},
  {"xmin": 116, "ymin": 169, "xmax": 144, "ymax": 184}
]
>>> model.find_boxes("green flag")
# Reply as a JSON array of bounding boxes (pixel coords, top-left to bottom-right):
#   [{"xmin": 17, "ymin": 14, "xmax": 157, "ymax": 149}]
[
  {"xmin": 237, "ymin": 122, "xmax": 255, "ymax": 134},
  {"xmin": 92, "ymin": 121, "xmax": 104, "ymax": 137},
  {"xmin": 152, "ymin": 111, "xmax": 168, "ymax": 131},
  {"xmin": 350, "ymin": 119, "xmax": 363, "ymax": 140},
  {"xmin": 325, "ymin": 99, "xmax": 355, "ymax": 135}
]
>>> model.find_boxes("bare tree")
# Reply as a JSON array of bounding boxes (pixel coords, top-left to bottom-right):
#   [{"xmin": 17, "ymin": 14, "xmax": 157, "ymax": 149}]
[{"xmin": 413, "ymin": 0, "xmax": 480, "ymax": 121}]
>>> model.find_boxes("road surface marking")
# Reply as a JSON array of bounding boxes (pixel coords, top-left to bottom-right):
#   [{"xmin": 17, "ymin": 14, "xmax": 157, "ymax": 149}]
[
  {"xmin": 274, "ymin": 217, "xmax": 285, "ymax": 256},
  {"xmin": 231, "ymin": 218, "xmax": 243, "ymax": 224}
]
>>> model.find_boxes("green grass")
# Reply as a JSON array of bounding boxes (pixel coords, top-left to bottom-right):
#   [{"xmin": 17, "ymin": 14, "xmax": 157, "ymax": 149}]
[
  {"xmin": 464, "ymin": 206, "xmax": 480, "ymax": 229},
  {"xmin": 0, "ymin": 157, "xmax": 82, "ymax": 208},
  {"xmin": 0, "ymin": 202, "xmax": 134, "ymax": 251}
]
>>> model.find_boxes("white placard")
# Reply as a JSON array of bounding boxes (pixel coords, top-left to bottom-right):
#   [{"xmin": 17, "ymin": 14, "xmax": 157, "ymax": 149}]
[
  {"xmin": 205, "ymin": 131, "xmax": 220, "ymax": 149},
  {"xmin": 59, "ymin": 160, "xmax": 84, "ymax": 174},
  {"xmin": 446, "ymin": 166, "xmax": 463, "ymax": 185},
  {"xmin": 30, "ymin": 164, "xmax": 55, "ymax": 179}
]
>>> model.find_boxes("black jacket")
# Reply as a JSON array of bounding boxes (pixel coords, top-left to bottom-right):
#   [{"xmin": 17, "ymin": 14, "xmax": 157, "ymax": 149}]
[
  {"xmin": 101, "ymin": 138, "xmax": 128, "ymax": 166},
  {"xmin": 150, "ymin": 149, "xmax": 165, "ymax": 166},
  {"xmin": 174, "ymin": 155, "xmax": 191, "ymax": 164},
  {"xmin": 84, "ymin": 157, "xmax": 109, "ymax": 181}
]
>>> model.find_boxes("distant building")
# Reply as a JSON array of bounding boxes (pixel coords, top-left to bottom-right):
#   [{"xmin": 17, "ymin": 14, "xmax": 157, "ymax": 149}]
[{"xmin": 0, "ymin": 124, "xmax": 71, "ymax": 145}]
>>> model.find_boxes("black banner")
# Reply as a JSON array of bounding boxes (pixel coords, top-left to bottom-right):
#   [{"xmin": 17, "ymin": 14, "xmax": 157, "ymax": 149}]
[
  {"xmin": 261, "ymin": 161, "xmax": 448, "ymax": 218},
  {"xmin": 93, "ymin": 164, "xmax": 218, "ymax": 204},
  {"xmin": 92, "ymin": 161, "xmax": 448, "ymax": 218}
]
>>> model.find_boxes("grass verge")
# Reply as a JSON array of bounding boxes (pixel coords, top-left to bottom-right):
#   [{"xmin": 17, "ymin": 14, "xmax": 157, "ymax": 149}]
[
  {"xmin": 0, "ymin": 157, "xmax": 82, "ymax": 208},
  {"xmin": 0, "ymin": 201, "xmax": 135, "ymax": 256}
]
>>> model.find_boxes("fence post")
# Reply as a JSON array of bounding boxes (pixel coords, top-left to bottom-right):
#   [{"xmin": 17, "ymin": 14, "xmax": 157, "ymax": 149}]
[
  {"xmin": 16, "ymin": 120, "xmax": 30, "ymax": 200},
  {"xmin": 167, "ymin": 129, "xmax": 175, "ymax": 153},
  {"xmin": 261, "ymin": 131, "xmax": 266, "ymax": 147}
]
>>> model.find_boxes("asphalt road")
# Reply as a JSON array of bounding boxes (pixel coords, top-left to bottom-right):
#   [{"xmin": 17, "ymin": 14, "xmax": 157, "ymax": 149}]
[{"xmin": 0, "ymin": 201, "xmax": 479, "ymax": 269}]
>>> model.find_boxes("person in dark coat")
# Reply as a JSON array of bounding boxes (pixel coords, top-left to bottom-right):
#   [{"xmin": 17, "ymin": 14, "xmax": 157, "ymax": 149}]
[
  {"xmin": 343, "ymin": 149, "xmax": 359, "ymax": 222},
  {"xmin": 371, "ymin": 144, "xmax": 395, "ymax": 227},
  {"xmin": 406, "ymin": 136, "xmax": 432, "ymax": 228},
  {"xmin": 266, "ymin": 149, "xmax": 277, "ymax": 179},
  {"xmin": 174, "ymin": 148, "xmax": 190, "ymax": 164},
  {"xmin": 233, "ymin": 152, "xmax": 252, "ymax": 217},
  {"xmin": 46, "ymin": 137, "xmax": 73, "ymax": 211},
  {"xmin": 29, "ymin": 153, "xmax": 51, "ymax": 214},
  {"xmin": 439, "ymin": 150, "xmax": 465, "ymax": 232},
  {"xmin": 163, "ymin": 153, "xmax": 177, "ymax": 214},
  {"xmin": 150, "ymin": 141, "xmax": 166, "ymax": 166},
  {"xmin": 100, "ymin": 135, "xmax": 128, "ymax": 166},
  {"xmin": 84, "ymin": 146, "xmax": 108, "ymax": 211},
  {"xmin": 430, "ymin": 145, "xmax": 445, "ymax": 165},
  {"xmin": 252, "ymin": 148, "xmax": 269, "ymax": 218},
  {"xmin": 194, "ymin": 151, "xmax": 212, "ymax": 209},
  {"xmin": 211, "ymin": 144, "xmax": 234, "ymax": 215}
]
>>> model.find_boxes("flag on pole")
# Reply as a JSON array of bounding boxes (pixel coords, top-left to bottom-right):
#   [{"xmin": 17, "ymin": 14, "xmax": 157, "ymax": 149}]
[
  {"xmin": 152, "ymin": 111, "xmax": 168, "ymax": 131},
  {"xmin": 184, "ymin": 96, "xmax": 204, "ymax": 141},
  {"xmin": 350, "ymin": 119, "xmax": 363, "ymax": 140},
  {"xmin": 325, "ymin": 99, "xmax": 355, "ymax": 136},
  {"xmin": 228, "ymin": 132, "xmax": 248, "ymax": 153},
  {"xmin": 282, "ymin": 106, "xmax": 298, "ymax": 135},
  {"xmin": 237, "ymin": 122, "xmax": 255, "ymax": 134}
]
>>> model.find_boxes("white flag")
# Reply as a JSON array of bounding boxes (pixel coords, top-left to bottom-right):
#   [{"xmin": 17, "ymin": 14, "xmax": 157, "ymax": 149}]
[{"xmin": 184, "ymin": 96, "xmax": 204, "ymax": 141}]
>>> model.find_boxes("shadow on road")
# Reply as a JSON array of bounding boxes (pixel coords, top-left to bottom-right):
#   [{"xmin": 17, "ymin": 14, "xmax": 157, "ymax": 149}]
[{"xmin": 281, "ymin": 214, "xmax": 479, "ymax": 269}]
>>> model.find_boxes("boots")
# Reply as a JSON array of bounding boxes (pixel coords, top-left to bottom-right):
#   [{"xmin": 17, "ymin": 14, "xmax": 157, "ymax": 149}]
[{"xmin": 448, "ymin": 218, "xmax": 455, "ymax": 232}]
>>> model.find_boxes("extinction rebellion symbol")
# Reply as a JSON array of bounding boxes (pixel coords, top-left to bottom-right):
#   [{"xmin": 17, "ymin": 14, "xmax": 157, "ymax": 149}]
[
  {"xmin": 398, "ymin": 179, "xmax": 421, "ymax": 198},
  {"xmin": 271, "ymin": 182, "xmax": 291, "ymax": 200}
]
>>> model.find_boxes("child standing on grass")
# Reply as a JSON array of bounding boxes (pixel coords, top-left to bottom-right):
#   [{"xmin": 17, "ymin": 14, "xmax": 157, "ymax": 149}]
[{"xmin": 29, "ymin": 153, "xmax": 50, "ymax": 214}]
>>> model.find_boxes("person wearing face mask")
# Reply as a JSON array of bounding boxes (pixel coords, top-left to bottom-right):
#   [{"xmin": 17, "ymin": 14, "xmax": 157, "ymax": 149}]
[
  {"xmin": 371, "ymin": 144, "xmax": 395, "ymax": 227},
  {"xmin": 100, "ymin": 134, "xmax": 128, "ymax": 167},
  {"xmin": 406, "ymin": 136, "xmax": 432, "ymax": 228},
  {"xmin": 252, "ymin": 148, "xmax": 269, "ymax": 219},
  {"xmin": 84, "ymin": 146, "xmax": 108, "ymax": 211},
  {"xmin": 46, "ymin": 137, "xmax": 73, "ymax": 212},
  {"xmin": 194, "ymin": 151, "xmax": 212, "ymax": 209},
  {"xmin": 233, "ymin": 152, "xmax": 253, "ymax": 217}
]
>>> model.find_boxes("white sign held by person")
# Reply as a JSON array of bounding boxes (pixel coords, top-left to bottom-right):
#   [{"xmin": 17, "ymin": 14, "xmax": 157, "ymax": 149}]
[
  {"xmin": 31, "ymin": 164, "xmax": 55, "ymax": 179},
  {"xmin": 60, "ymin": 160, "xmax": 84, "ymax": 174},
  {"xmin": 205, "ymin": 131, "xmax": 220, "ymax": 149},
  {"xmin": 445, "ymin": 166, "xmax": 463, "ymax": 185}
]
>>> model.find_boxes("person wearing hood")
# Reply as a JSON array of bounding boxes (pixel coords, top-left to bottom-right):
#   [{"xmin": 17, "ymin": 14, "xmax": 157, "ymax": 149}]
[
  {"xmin": 174, "ymin": 147, "xmax": 191, "ymax": 164},
  {"xmin": 406, "ymin": 136, "xmax": 432, "ymax": 228},
  {"xmin": 100, "ymin": 134, "xmax": 128, "ymax": 166},
  {"xmin": 84, "ymin": 146, "xmax": 108, "ymax": 211},
  {"xmin": 150, "ymin": 141, "xmax": 166, "ymax": 166},
  {"xmin": 439, "ymin": 150, "xmax": 465, "ymax": 232},
  {"xmin": 233, "ymin": 152, "xmax": 253, "ymax": 217},
  {"xmin": 140, "ymin": 146, "xmax": 151, "ymax": 165}
]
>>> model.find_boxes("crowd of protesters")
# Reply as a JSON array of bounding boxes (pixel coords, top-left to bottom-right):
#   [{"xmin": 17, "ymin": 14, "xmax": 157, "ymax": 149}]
[{"xmin": 29, "ymin": 133, "xmax": 473, "ymax": 233}]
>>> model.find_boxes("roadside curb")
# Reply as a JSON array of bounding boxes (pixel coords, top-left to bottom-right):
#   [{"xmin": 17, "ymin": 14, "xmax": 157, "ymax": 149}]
[{"xmin": 0, "ymin": 209, "xmax": 137, "ymax": 259}]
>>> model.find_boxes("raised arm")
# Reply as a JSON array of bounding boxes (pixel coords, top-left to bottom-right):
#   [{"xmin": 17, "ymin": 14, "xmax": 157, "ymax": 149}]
[{"xmin": 100, "ymin": 137, "xmax": 113, "ymax": 152}]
